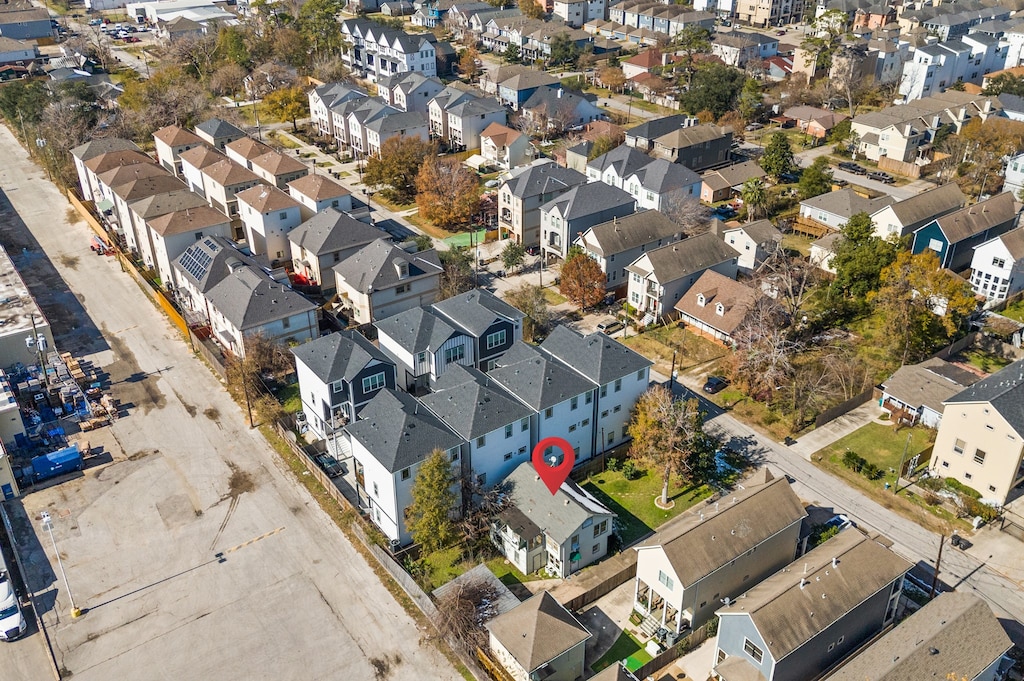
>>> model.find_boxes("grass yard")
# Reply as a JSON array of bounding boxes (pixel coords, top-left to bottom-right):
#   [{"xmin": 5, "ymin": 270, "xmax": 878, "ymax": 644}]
[
  {"xmin": 484, "ymin": 557, "xmax": 542, "ymax": 588},
  {"xmin": 960, "ymin": 349, "xmax": 1012, "ymax": 374},
  {"xmin": 402, "ymin": 212, "xmax": 458, "ymax": 240},
  {"xmin": 583, "ymin": 469, "xmax": 713, "ymax": 546},
  {"xmin": 273, "ymin": 132, "xmax": 301, "ymax": 149},
  {"xmin": 622, "ymin": 324, "xmax": 729, "ymax": 377},
  {"xmin": 542, "ymin": 287, "xmax": 568, "ymax": 306},
  {"xmin": 371, "ymin": 194, "xmax": 417, "ymax": 213},
  {"xmin": 812, "ymin": 423, "xmax": 965, "ymax": 531},
  {"xmin": 782, "ymin": 232, "xmax": 816, "ymax": 257},
  {"xmin": 276, "ymin": 384, "xmax": 301, "ymax": 414},
  {"xmin": 1001, "ymin": 298, "xmax": 1024, "ymax": 322},
  {"xmin": 591, "ymin": 631, "xmax": 653, "ymax": 674}
]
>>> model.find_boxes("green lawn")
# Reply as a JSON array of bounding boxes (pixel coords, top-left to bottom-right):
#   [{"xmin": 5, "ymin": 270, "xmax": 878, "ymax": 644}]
[
  {"xmin": 542, "ymin": 288, "xmax": 568, "ymax": 306},
  {"xmin": 781, "ymin": 233, "xmax": 816, "ymax": 257},
  {"xmin": 1001, "ymin": 298, "xmax": 1024, "ymax": 322},
  {"xmin": 591, "ymin": 631, "xmax": 653, "ymax": 673},
  {"xmin": 583, "ymin": 469, "xmax": 713, "ymax": 546},
  {"xmin": 422, "ymin": 547, "xmax": 463, "ymax": 590},
  {"xmin": 273, "ymin": 132, "xmax": 301, "ymax": 149},
  {"xmin": 277, "ymin": 384, "xmax": 301, "ymax": 414},
  {"xmin": 485, "ymin": 556, "xmax": 542, "ymax": 587},
  {"xmin": 622, "ymin": 324, "xmax": 728, "ymax": 377},
  {"xmin": 961, "ymin": 349, "xmax": 1011, "ymax": 374}
]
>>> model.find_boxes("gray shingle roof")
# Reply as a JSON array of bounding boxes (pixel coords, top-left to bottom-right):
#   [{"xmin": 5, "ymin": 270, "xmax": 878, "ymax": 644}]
[
  {"xmin": 625, "ymin": 114, "xmax": 692, "ymax": 141},
  {"xmin": 800, "ymin": 187, "xmax": 895, "ymax": 219},
  {"xmin": 883, "ymin": 183, "xmax": 965, "ymax": 227},
  {"xmin": 333, "ymin": 240, "xmax": 442, "ymax": 293},
  {"xmin": 129, "ymin": 189, "xmax": 208, "ymax": 219},
  {"xmin": 70, "ymin": 137, "xmax": 141, "ymax": 162},
  {"xmin": 580, "ymin": 209, "xmax": 683, "ymax": 257},
  {"xmin": 540, "ymin": 182, "xmax": 635, "ymax": 222},
  {"xmin": 928, "ymin": 192, "xmax": 1018, "ymax": 244},
  {"xmin": 503, "ymin": 162, "xmax": 587, "ymax": 200},
  {"xmin": 195, "ymin": 118, "xmax": 245, "ymax": 140},
  {"xmin": 291, "ymin": 330, "xmax": 394, "ymax": 384},
  {"xmin": 174, "ymin": 236, "xmax": 266, "ymax": 294},
  {"xmin": 628, "ymin": 157, "xmax": 700, "ymax": 193},
  {"xmin": 288, "ymin": 208, "xmax": 386, "ymax": 257},
  {"xmin": 522, "ymin": 86, "xmax": 593, "ymax": 115},
  {"xmin": 432, "ymin": 289, "xmax": 525, "ymax": 337},
  {"xmin": 374, "ymin": 306, "xmax": 459, "ymax": 354},
  {"xmin": 419, "ymin": 364, "xmax": 533, "ymax": 439},
  {"xmin": 503, "ymin": 462, "xmax": 612, "ymax": 545},
  {"xmin": 626, "ymin": 232, "xmax": 738, "ymax": 283},
  {"xmin": 488, "ymin": 342, "xmax": 597, "ymax": 410},
  {"xmin": 364, "ymin": 110, "xmax": 427, "ymax": 136},
  {"xmin": 825, "ymin": 593, "xmax": 1012, "ymax": 681},
  {"xmin": 540, "ymin": 325, "xmax": 651, "ymax": 386},
  {"xmin": 486, "ymin": 591, "xmax": 592, "ymax": 674},
  {"xmin": 718, "ymin": 531, "xmax": 911, "ymax": 661},
  {"xmin": 204, "ymin": 263, "xmax": 316, "ymax": 331},
  {"xmin": 586, "ymin": 144, "xmax": 656, "ymax": 180},
  {"xmin": 344, "ymin": 389, "xmax": 462, "ymax": 473},
  {"xmin": 995, "ymin": 226, "xmax": 1024, "ymax": 261},
  {"xmin": 881, "ymin": 357, "xmax": 979, "ymax": 414},
  {"xmin": 945, "ymin": 357, "xmax": 1024, "ymax": 435}
]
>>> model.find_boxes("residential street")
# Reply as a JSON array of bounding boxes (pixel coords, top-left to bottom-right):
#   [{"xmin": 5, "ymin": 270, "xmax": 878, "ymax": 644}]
[
  {"xmin": 659, "ymin": 370, "xmax": 1024, "ymax": 639},
  {"xmin": 0, "ymin": 123, "xmax": 459, "ymax": 681}
]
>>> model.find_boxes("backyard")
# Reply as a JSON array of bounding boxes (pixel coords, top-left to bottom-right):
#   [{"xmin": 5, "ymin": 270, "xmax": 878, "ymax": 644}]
[
  {"xmin": 591, "ymin": 631, "xmax": 652, "ymax": 674},
  {"xmin": 623, "ymin": 324, "xmax": 729, "ymax": 377}
]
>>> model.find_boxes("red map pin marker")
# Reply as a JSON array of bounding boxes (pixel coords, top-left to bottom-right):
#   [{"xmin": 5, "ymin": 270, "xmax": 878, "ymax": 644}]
[{"xmin": 532, "ymin": 436, "xmax": 575, "ymax": 495}]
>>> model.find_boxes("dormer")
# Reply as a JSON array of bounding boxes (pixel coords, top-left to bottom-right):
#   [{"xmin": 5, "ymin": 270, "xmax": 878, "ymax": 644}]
[
  {"xmin": 395, "ymin": 257, "xmax": 410, "ymax": 279},
  {"xmin": 696, "ymin": 292, "xmax": 706, "ymax": 307},
  {"xmin": 716, "ymin": 302, "xmax": 725, "ymax": 316}
]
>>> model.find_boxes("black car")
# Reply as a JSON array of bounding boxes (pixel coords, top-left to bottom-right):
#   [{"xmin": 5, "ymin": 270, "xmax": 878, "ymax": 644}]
[
  {"xmin": 703, "ymin": 376, "xmax": 728, "ymax": 394},
  {"xmin": 714, "ymin": 205, "xmax": 738, "ymax": 219},
  {"xmin": 867, "ymin": 170, "xmax": 895, "ymax": 184},
  {"xmin": 837, "ymin": 161, "xmax": 867, "ymax": 175},
  {"xmin": 314, "ymin": 453, "xmax": 344, "ymax": 478},
  {"xmin": 525, "ymin": 245, "xmax": 540, "ymax": 256},
  {"xmin": 779, "ymin": 171, "xmax": 801, "ymax": 183}
]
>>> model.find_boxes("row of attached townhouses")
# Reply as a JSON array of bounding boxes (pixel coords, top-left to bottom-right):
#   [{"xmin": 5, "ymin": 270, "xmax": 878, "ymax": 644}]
[
  {"xmin": 291, "ymin": 290, "xmax": 652, "ymax": 546},
  {"xmin": 339, "ymin": 17, "xmax": 440, "ymax": 83}
]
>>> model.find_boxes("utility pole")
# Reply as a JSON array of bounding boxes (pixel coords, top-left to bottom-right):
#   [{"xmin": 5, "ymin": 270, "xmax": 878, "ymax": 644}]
[
  {"xmin": 669, "ymin": 350, "xmax": 677, "ymax": 392},
  {"xmin": 894, "ymin": 432, "xmax": 912, "ymax": 494},
  {"xmin": 929, "ymin": 534, "xmax": 945, "ymax": 599},
  {"xmin": 241, "ymin": 356, "xmax": 254, "ymax": 428}
]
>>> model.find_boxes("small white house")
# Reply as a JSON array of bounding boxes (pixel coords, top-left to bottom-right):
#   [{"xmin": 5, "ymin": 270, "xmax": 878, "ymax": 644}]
[
  {"xmin": 480, "ymin": 122, "xmax": 532, "ymax": 171},
  {"xmin": 236, "ymin": 184, "xmax": 303, "ymax": 263},
  {"xmin": 333, "ymin": 240, "xmax": 442, "ymax": 325},
  {"xmin": 146, "ymin": 205, "xmax": 232, "ymax": 289},
  {"xmin": 721, "ymin": 220, "xmax": 782, "ymax": 274},
  {"xmin": 287, "ymin": 174, "xmax": 353, "ymax": 220},
  {"xmin": 970, "ymin": 226, "xmax": 1024, "ymax": 306}
]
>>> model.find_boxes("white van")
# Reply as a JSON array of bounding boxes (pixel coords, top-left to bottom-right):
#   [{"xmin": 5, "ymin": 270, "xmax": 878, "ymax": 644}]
[{"xmin": 0, "ymin": 571, "xmax": 26, "ymax": 641}]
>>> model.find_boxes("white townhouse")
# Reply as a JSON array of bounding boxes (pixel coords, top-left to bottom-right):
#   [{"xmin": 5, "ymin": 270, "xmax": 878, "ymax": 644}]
[
  {"xmin": 488, "ymin": 342, "xmax": 599, "ymax": 464},
  {"xmin": 419, "ymin": 364, "xmax": 534, "ymax": 489},
  {"xmin": 799, "ymin": 188, "xmax": 895, "ymax": 233},
  {"xmin": 287, "ymin": 174, "xmax": 353, "ymax": 221},
  {"xmin": 721, "ymin": 220, "xmax": 782, "ymax": 274},
  {"xmin": 291, "ymin": 330, "xmax": 398, "ymax": 445},
  {"xmin": 621, "ymin": 158, "xmax": 701, "ymax": 212},
  {"xmin": 340, "ymin": 18, "xmax": 437, "ymax": 83},
  {"xmin": 574, "ymin": 210, "xmax": 685, "ymax": 293},
  {"xmin": 309, "ymin": 81, "xmax": 369, "ymax": 138},
  {"xmin": 346, "ymin": 98, "xmax": 400, "ymax": 156},
  {"xmin": 106, "ymin": 173, "xmax": 189, "ymax": 257},
  {"xmin": 480, "ymin": 123, "xmax": 532, "ymax": 171},
  {"xmin": 145, "ymin": 206, "xmax": 232, "ymax": 289},
  {"xmin": 586, "ymin": 144, "xmax": 658, "ymax": 189},
  {"xmin": 899, "ymin": 35, "xmax": 1008, "ymax": 102},
  {"xmin": 128, "ymin": 190, "xmax": 210, "ymax": 268},
  {"xmin": 225, "ymin": 136, "xmax": 274, "ymax": 170},
  {"xmin": 970, "ymin": 227, "xmax": 1024, "ymax": 306},
  {"xmin": 152, "ymin": 125, "xmax": 205, "ymax": 177},
  {"xmin": 365, "ymin": 111, "xmax": 430, "ymax": 158},
  {"xmin": 1004, "ymin": 150, "xmax": 1024, "ymax": 198},
  {"xmin": 333, "ymin": 239, "xmax": 443, "ymax": 325},
  {"xmin": 178, "ymin": 145, "xmax": 226, "ymax": 198},
  {"xmin": 540, "ymin": 326, "xmax": 652, "ymax": 453},
  {"xmin": 250, "ymin": 151, "xmax": 309, "ymax": 190},
  {"xmin": 288, "ymin": 209, "xmax": 386, "ymax": 294},
  {"xmin": 445, "ymin": 97, "xmax": 507, "ymax": 152},
  {"xmin": 200, "ymin": 159, "xmax": 264, "ymax": 219},
  {"xmin": 70, "ymin": 138, "xmax": 145, "ymax": 202},
  {"xmin": 236, "ymin": 184, "xmax": 303, "ymax": 263},
  {"xmin": 344, "ymin": 389, "xmax": 464, "ymax": 546},
  {"xmin": 377, "ymin": 71, "xmax": 444, "ymax": 114}
]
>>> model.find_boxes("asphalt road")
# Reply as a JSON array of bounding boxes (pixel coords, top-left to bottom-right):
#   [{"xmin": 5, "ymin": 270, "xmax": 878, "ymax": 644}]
[
  {"xmin": 659, "ymin": 371, "xmax": 1024, "ymax": 635},
  {"xmin": 0, "ymin": 123, "xmax": 459, "ymax": 681}
]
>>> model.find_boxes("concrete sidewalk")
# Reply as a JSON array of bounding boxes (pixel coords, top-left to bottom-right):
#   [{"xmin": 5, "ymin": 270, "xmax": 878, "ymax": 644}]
[{"xmin": 789, "ymin": 401, "xmax": 886, "ymax": 460}]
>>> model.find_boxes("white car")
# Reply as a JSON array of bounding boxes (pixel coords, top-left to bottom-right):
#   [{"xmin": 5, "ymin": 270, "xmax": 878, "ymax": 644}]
[{"xmin": 0, "ymin": 574, "xmax": 26, "ymax": 641}]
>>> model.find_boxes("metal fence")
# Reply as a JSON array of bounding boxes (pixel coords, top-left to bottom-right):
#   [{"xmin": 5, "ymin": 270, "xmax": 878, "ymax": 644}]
[{"xmin": 631, "ymin": 621, "xmax": 712, "ymax": 681}]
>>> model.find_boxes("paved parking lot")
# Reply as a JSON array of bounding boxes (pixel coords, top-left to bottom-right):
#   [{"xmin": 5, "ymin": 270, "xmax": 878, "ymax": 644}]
[{"xmin": 0, "ymin": 124, "xmax": 459, "ymax": 681}]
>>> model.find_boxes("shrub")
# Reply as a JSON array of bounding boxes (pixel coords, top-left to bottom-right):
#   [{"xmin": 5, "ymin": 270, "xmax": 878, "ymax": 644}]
[
  {"xmin": 842, "ymin": 451, "xmax": 866, "ymax": 473},
  {"xmin": 962, "ymin": 497, "xmax": 1000, "ymax": 522},
  {"xmin": 946, "ymin": 478, "xmax": 981, "ymax": 499},
  {"xmin": 622, "ymin": 460, "xmax": 642, "ymax": 480},
  {"xmin": 762, "ymin": 411, "xmax": 780, "ymax": 426},
  {"xmin": 862, "ymin": 462, "xmax": 880, "ymax": 480},
  {"xmin": 705, "ymin": 616, "xmax": 719, "ymax": 637},
  {"xmin": 922, "ymin": 491, "xmax": 941, "ymax": 506},
  {"xmin": 606, "ymin": 457, "xmax": 621, "ymax": 472},
  {"xmin": 918, "ymin": 476, "xmax": 944, "ymax": 491}
]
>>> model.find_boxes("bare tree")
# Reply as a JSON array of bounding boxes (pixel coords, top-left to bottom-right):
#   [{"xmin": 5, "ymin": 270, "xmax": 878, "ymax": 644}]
[
  {"xmin": 165, "ymin": 33, "xmax": 220, "ymax": 80},
  {"xmin": 661, "ymin": 194, "xmax": 712, "ymax": 235},
  {"xmin": 754, "ymin": 241, "xmax": 819, "ymax": 321},
  {"xmin": 731, "ymin": 296, "xmax": 801, "ymax": 401},
  {"xmin": 433, "ymin": 578, "xmax": 501, "ymax": 654}
]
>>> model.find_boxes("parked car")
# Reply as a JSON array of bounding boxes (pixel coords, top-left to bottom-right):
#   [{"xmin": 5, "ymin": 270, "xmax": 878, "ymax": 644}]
[
  {"xmin": 833, "ymin": 177, "xmax": 849, "ymax": 187},
  {"xmin": 525, "ymin": 245, "xmax": 540, "ymax": 256},
  {"xmin": 779, "ymin": 171, "xmax": 801, "ymax": 183},
  {"xmin": 124, "ymin": 35, "xmax": 140, "ymax": 42},
  {"xmin": 596, "ymin": 318, "xmax": 624, "ymax": 335},
  {"xmin": 714, "ymin": 205, "xmax": 738, "ymax": 219},
  {"xmin": 314, "ymin": 453, "xmax": 344, "ymax": 478},
  {"xmin": 88, "ymin": 18, "xmax": 103, "ymax": 25},
  {"xmin": 837, "ymin": 161, "xmax": 866, "ymax": 175},
  {"xmin": 867, "ymin": 170, "xmax": 895, "ymax": 184},
  {"xmin": 744, "ymin": 123, "xmax": 764, "ymax": 131},
  {"xmin": 703, "ymin": 376, "xmax": 728, "ymax": 394}
]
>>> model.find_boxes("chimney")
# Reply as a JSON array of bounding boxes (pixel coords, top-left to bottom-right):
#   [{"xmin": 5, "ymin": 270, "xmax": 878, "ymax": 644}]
[
  {"xmin": 832, "ymin": 556, "xmax": 838, "ymax": 568},
  {"xmin": 557, "ymin": 88, "xmax": 563, "ymax": 99},
  {"xmin": 800, "ymin": 578, "xmax": 807, "ymax": 590}
]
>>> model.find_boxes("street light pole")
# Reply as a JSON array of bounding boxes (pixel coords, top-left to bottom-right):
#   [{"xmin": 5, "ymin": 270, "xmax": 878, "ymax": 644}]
[{"xmin": 40, "ymin": 512, "xmax": 82, "ymax": 618}]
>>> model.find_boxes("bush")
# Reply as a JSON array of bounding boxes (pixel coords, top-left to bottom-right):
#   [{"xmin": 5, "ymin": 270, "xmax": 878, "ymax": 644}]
[
  {"xmin": 946, "ymin": 478, "xmax": 981, "ymax": 499},
  {"xmin": 922, "ymin": 491, "xmax": 941, "ymax": 506},
  {"xmin": 862, "ymin": 462, "xmax": 880, "ymax": 480},
  {"xmin": 705, "ymin": 616, "xmax": 719, "ymax": 637},
  {"xmin": 606, "ymin": 457, "xmax": 621, "ymax": 472},
  {"xmin": 918, "ymin": 476, "xmax": 944, "ymax": 491},
  {"xmin": 622, "ymin": 460, "xmax": 642, "ymax": 480},
  {"xmin": 762, "ymin": 411, "xmax": 780, "ymax": 426},
  {"xmin": 961, "ymin": 497, "xmax": 1000, "ymax": 522},
  {"xmin": 842, "ymin": 451, "xmax": 866, "ymax": 473}
]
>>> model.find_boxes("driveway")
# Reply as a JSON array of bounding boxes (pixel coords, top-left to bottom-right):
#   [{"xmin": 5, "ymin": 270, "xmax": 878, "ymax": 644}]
[
  {"xmin": 788, "ymin": 401, "xmax": 886, "ymax": 460},
  {"xmin": 0, "ymin": 123, "xmax": 458, "ymax": 681}
]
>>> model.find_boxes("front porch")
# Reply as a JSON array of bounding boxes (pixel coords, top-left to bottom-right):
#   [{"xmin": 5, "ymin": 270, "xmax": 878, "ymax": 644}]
[{"xmin": 633, "ymin": 578, "xmax": 689, "ymax": 638}]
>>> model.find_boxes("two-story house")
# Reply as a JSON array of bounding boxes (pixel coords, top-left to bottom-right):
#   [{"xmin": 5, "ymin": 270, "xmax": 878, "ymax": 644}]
[
  {"xmin": 798, "ymin": 188, "xmax": 895, "ymax": 237},
  {"xmin": 621, "ymin": 158, "xmax": 702, "ymax": 213},
  {"xmin": 291, "ymin": 330, "xmax": 398, "ymax": 444},
  {"xmin": 633, "ymin": 470, "xmax": 806, "ymax": 635},
  {"xmin": 375, "ymin": 306, "xmax": 474, "ymax": 392},
  {"xmin": 287, "ymin": 173, "xmax": 353, "ymax": 221},
  {"xmin": 309, "ymin": 81, "xmax": 369, "ymax": 138},
  {"xmin": 480, "ymin": 122, "xmax": 532, "ymax": 171},
  {"xmin": 194, "ymin": 117, "xmax": 246, "ymax": 151},
  {"xmin": 144, "ymin": 205, "xmax": 232, "ymax": 289},
  {"xmin": 488, "ymin": 342, "xmax": 598, "ymax": 463},
  {"xmin": 675, "ymin": 270, "xmax": 761, "ymax": 345},
  {"xmin": 913, "ymin": 192, "xmax": 1020, "ymax": 272},
  {"xmin": 519, "ymin": 86, "xmax": 603, "ymax": 134},
  {"xmin": 713, "ymin": 531, "xmax": 912, "ymax": 681},
  {"xmin": 700, "ymin": 161, "xmax": 767, "ymax": 204},
  {"xmin": 236, "ymin": 184, "xmax": 303, "ymax": 263},
  {"xmin": 486, "ymin": 592, "xmax": 591, "ymax": 681},
  {"xmin": 539, "ymin": 325, "xmax": 651, "ymax": 453},
  {"xmin": 868, "ymin": 183, "xmax": 966, "ymax": 240},
  {"xmin": 969, "ymin": 226, "xmax": 1024, "ymax": 306},
  {"xmin": 712, "ymin": 32, "xmax": 778, "ymax": 67},
  {"xmin": 499, "ymin": 161, "xmax": 588, "ymax": 246},
  {"xmin": 625, "ymin": 233, "xmax": 739, "ymax": 322},
  {"xmin": 651, "ymin": 124, "xmax": 733, "ymax": 172},
  {"xmin": 152, "ymin": 125, "xmax": 204, "ymax": 177},
  {"xmin": 288, "ymin": 208, "xmax": 386, "ymax": 294},
  {"xmin": 333, "ymin": 239, "xmax": 443, "ymax": 325},
  {"xmin": 586, "ymin": 144, "xmax": 655, "ymax": 188},
  {"xmin": 497, "ymin": 70, "xmax": 560, "ymax": 110},
  {"xmin": 431, "ymin": 289, "xmax": 525, "ymax": 372},
  {"xmin": 721, "ymin": 220, "xmax": 782, "ymax": 273},
  {"xmin": 930, "ymin": 358, "xmax": 1024, "ymax": 505},
  {"xmin": 491, "ymin": 461, "xmax": 614, "ymax": 577},
  {"xmin": 540, "ymin": 182, "xmax": 636, "ymax": 261},
  {"xmin": 345, "ymin": 388, "xmax": 463, "ymax": 545},
  {"xmin": 419, "ymin": 364, "xmax": 534, "ymax": 489},
  {"xmin": 574, "ymin": 210, "xmax": 685, "ymax": 294},
  {"xmin": 625, "ymin": 114, "xmax": 697, "ymax": 153}
]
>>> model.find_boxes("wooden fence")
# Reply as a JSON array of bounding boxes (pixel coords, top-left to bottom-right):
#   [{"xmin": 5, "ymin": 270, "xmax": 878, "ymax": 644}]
[
  {"xmin": 631, "ymin": 621, "xmax": 712, "ymax": 680},
  {"xmin": 813, "ymin": 386, "xmax": 874, "ymax": 428},
  {"xmin": 557, "ymin": 550, "xmax": 638, "ymax": 612},
  {"xmin": 65, "ymin": 189, "xmax": 109, "ymax": 245},
  {"xmin": 876, "ymin": 156, "xmax": 923, "ymax": 179},
  {"xmin": 476, "ymin": 648, "xmax": 517, "ymax": 681}
]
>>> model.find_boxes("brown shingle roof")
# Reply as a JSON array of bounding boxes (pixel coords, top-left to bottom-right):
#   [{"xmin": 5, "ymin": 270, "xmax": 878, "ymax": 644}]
[
  {"xmin": 718, "ymin": 532, "xmax": 912, "ymax": 661},
  {"xmin": 996, "ymin": 226, "xmax": 1024, "ymax": 260},
  {"xmin": 480, "ymin": 122, "xmax": 522, "ymax": 147},
  {"xmin": 153, "ymin": 125, "xmax": 204, "ymax": 147},
  {"xmin": 147, "ymin": 205, "xmax": 230, "ymax": 237},
  {"xmin": 202, "ymin": 159, "xmax": 261, "ymax": 187},
  {"xmin": 225, "ymin": 136, "xmax": 273, "ymax": 160},
  {"xmin": 485, "ymin": 592, "xmax": 591, "ymax": 673},
  {"xmin": 654, "ymin": 124, "xmax": 729, "ymax": 150},
  {"xmin": 637, "ymin": 472, "xmax": 806, "ymax": 586},
  {"xmin": 179, "ymin": 145, "xmax": 225, "ymax": 170},
  {"xmin": 250, "ymin": 150, "xmax": 307, "ymax": 176},
  {"xmin": 933, "ymin": 192, "xmax": 1018, "ymax": 243},
  {"xmin": 674, "ymin": 270, "xmax": 759, "ymax": 336},
  {"xmin": 109, "ymin": 174, "xmax": 188, "ymax": 203},
  {"xmin": 235, "ymin": 184, "xmax": 300, "ymax": 213},
  {"xmin": 98, "ymin": 162, "xmax": 171, "ymax": 188},
  {"xmin": 83, "ymin": 150, "xmax": 155, "ymax": 173},
  {"xmin": 287, "ymin": 174, "xmax": 350, "ymax": 201}
]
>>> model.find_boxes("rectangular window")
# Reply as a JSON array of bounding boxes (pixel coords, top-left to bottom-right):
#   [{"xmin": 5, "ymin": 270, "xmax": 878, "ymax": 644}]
[
  {"xmin": 505, "ymin": 424, "xmax": 513, "ymax": 438},
  {"xmin": 585, "ymin": 392, "xmax": 592, "ymax": 404},
  {"xmin": 521, "ymin": 417, "xmax": 529, "ymax": 432},
  {"xmin": 953, "ymin": 438, "xmax": 965, "ymax": 454},
  {"xmin": 613, "ymin": 405, "xmax": 622, "ymax": 413},
  {"xmin": 362, "ymin": 372, "xmax": 386, "ymax": 393},
  {"xmin": 444, "ymin": 345, "xmax": 465, "ymax": 365},
  {"xmin": 743, "ymin": 639, "xmax": 764, "ymax": 664},
  {"xmin": 545, "ymin": 407, "xmax": 553, "ymax": 419},
  {"xmin": 331, "ymin": 380, "xmax": 343, "ymax": 394},
  {"xmin": 401, "ymin": 468, "xmax": 410, "ymax": 480},
  {"xmin": 279, "ymin": 211, "xmax": 288, "ymax": 220},
  {"xmin": 504, "ymin": 452, "xmax": 513, "ymax": 461},
  {"xmin": 569, "ymin": 424, "xmax": 577, "ymax": 432},
  {"xmin": 582, "ymin": 418, "xmax": 590, "ymax": 426},
  {"xmin": 974, "ymin": 449, "xmax": 986, "ymax": 465},
  {"xmin": 615, "ymin": 378, "xmax": 622, "ymax": 392},
  {"xmin": 600, "ymin": 385, "xmax": 608, "ymax": 398},
  {"xmin": 965, "ymin": 472, "xmax": 973, "ymax": 480},
  {"xmin": 518, "ymin": 445, "xmax": 527, "ymax": 455},
  {"xmin": 637, "ymin": 369, "xmax": 645, "ymax": 380},
  {"xmin": 571, "ymin": 396, "xmax": 578, "ymax": 410},
  {"xmin": 395, "ymin": 284, "xmax": 409, "ymax": 294},
  {"xmin": 593, "ymin": 544, "xmax": 600, "ymax": 555},
  {"xmin": 594, "ymin": 519, "xmax": 608, "ymax": 536},
  {"xmin": 477, "ymin": 436, "xmax": 486, "ymax": 448},
  {"xmin": 658, "ymin": 570, "xmax": 674, "ymax": 590},
  {"xmin": 373, "ymin": 482, "xmax": 379, "ymax": 497},
  {"xmin": 993, "ymin": 257, "xmax": 1006, "ymax": 268},
  {"xmin": 486, "ymin": 329, "xmax": 506, "ymax": 349}
]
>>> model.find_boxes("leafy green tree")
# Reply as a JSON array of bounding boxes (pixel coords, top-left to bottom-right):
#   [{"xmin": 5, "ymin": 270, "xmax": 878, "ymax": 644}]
[
  {"xmin": 363, "ymin": 136, "xmax": 434, "ymax": 203},
  {"xmin": 0, "ymin": 81, "xmax": 48, "ymax": 127},
  {"xmin": 678, "ymin": 62, "xmax": 746, "ymax": 119},
  {"xmin": 262, "ymin": 86, "xmax": 308, "ymax": 132},
  {"xmin": 760, "ymin": 132, "xmax": 795, "ymax": 179},
  {"xmin": 438, "ymin": 246, "xmax": 475, "ymax": 300},
  {"xmin": 983, "ymin": 73, "xmax": 1024, "ymax": 96},
  {"xmin": 549, "ymin": 32, "xmax": 579, "ymax": 67},
  {"xmin": 217, "ymin": 26, "xmax": 251, "ymax": 67},
  {"xmin": 800, "ymin": 9, "xmax": 848, "ymax": 73},
  {"xmin": 407, "ymin": 448, "xmax": 458, "ymax": 554},
  {"xmin": 737, "ymin": 78, "xmax": 762, "ymax": 122},
  {"xmin": 870, "ymin": 250, "xmax": 977, "ymax": 365},
  {"xmin": 672, "ymin": 25, "xmax": 711, "ymax": 86},
  {"xmin": 587, "ymin": 134, "xmax": 616, "ymax": 160},
  {"xmin": 798, "ymin": 157, "xmax": 833, "ymax": 199},
  {"xmin": 504, "ymin": 283, "xmax": 551, "ymax": 342},
  {"xmin": 298, "ymin": 0, "xmax": 345, "ymax": 61},
  {"xmin": 830, "ymin": 211, "xmax": 898, "ymax": 299},
  {"xmin": 828, "ymin": 119, "xmax": 852, "ymax": 144},
  {"xmin": 503, "ymin": 43, "xmax": 521, "ymax": 64},
  {"xmin": 501, "ymin": 240, "xmax": 526, "ymax": 273},
  {"xmin": 560, "ymin": 247, "xmax": 605, "ymax": 309},
  {"xmin": 740, "ymin": 178, "xmax": 769, "ymax": 221}
]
